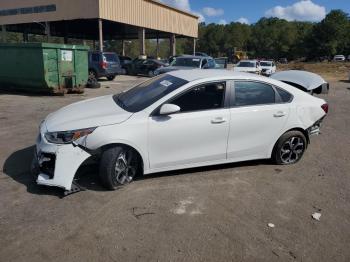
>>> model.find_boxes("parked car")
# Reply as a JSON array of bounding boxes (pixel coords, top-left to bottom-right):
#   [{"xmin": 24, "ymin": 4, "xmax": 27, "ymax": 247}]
[
  {"xmin": 195, "ymin": 52, "xmax": 209, "ymax": 57},
  {"xmin": 279, "ymin": 58, "xmax": 288, "ymax": 64},
  {"xmin": 155, "ymin": 55, "xmax": 216, "ymax": 75},
  {"xmin": 88, "ymin": 51, "xmax": 121, "ymax": 81},
  {"xmin": 33, "ymin": 69, "xmax": 328, "ymax": 193},
  {"xmin": 271, "ymin": 70, "xmax": 329, "ymax": 94},
  {"xmin": 347, "ymin": 55, "xmax": 350, "ymax": 61},
  {"xmin": 333, "ymin": 55, "xmax": 346, "ymax": 62},
  {"xmin": 233, "ymin": 60, "xmax": 261, "ymax": 74},
  {"xmin": 118, "ymin": 55, "xmax": 132, "ymax": 74},
  {"xmin": 260, "ymin": 60, "xmax": 276, "ymax": 76},
  {"xmin": 125, "ymin": 58, "xmax": 166, "ymax": 77}
]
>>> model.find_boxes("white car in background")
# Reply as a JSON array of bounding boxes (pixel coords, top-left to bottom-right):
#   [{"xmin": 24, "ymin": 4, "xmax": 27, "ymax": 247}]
[
  {"xmin": 234, "ymin": 60, "xmax": 261, "ymax": 74},
  {"xmin": 32, "ymin": 70, "xmax": 328, "ymax": 194},
  {"xmin": 333, "ymin": 55, "xmax": 345, "ymax": 62},
  {"xmin": 260, "ymin": 60, "xmax": 276, "ymax": 76}
]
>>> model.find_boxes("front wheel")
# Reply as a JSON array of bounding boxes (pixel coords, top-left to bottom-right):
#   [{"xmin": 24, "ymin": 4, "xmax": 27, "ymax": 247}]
[
  {"xmin": 99, "ymin": 146, "xmax": 141, "ymax": 190},
  {"xmin": 272, "ymin": 131, "xmax": 307, "ymax": 165}
]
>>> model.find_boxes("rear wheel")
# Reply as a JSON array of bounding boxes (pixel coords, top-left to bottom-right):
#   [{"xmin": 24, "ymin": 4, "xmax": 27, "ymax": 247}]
[
  {"xmin": 107, "ymin": 75, "xmax": 116, "ymax": 81},
  {"xmin": 89, "ymin": 70, "xmax": 98, "ymax": 81},
  {"xmin": 148, "ymin": 70, "xmax": 155, "ymax": 77},
  {"xmin": 272, "ymin": 131, "xmax": 307, "ymax": 165},
  {"xmin": 99, "ymin": 146, "xmax": 141, "ymax": 190}
]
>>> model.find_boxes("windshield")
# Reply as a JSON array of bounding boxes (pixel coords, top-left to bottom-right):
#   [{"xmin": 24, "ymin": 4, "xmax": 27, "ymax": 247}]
[
  {"xmin": 260, "ymin": 62, "xmax": 272, "ymax": 67},
  {"xmin": 170, "ymin": 57, "xmax": 201, "ymax": 67},
  {"xmin": 237, "ymin": 61, "xmax": 256, "ymax": 67},
  {"xmin": 114, "ymin": 75, "xmax": 188, "ymax": 112},
  {"xmin": 103, "ymin": 53, "xmax": 119, "ymax": 62}
]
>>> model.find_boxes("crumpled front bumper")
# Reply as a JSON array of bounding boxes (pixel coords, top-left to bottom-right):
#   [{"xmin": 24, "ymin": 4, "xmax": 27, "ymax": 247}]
[{"xmin": 32, "ymin": 124, "xmax": 91, "ymax": 191}]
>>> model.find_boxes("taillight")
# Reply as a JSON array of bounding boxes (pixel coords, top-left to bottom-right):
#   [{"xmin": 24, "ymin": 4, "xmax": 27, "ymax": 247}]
[
  {"xmin": 100, "ymin": 61, "xmax": 108, "ymax": 69},
  {"xmin": 321, "ymin": 103, "xmax": 328, "ymax": 114}
]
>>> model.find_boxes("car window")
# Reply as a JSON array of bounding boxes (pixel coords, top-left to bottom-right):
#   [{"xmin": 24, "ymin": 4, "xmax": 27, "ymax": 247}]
[
  {"xmin": 170, "ymin": 82, "xmax": 226, "ymax": 113},
  {"xmin": 208, "ymin": 59, "xmax": 216, "ymax": 68},
  {"xmin": 260, "ymin": 62, "xmax": 272, "ymax": 67},
  {"xmin": 233, "ymin": 81, "xmax": 275, "ymax": 107},
  {"xmin": 170, "ymin": 57, "xmax": 201, "ymax": 67},
  {"xmin": 201, "ymin": 59, "xmax": 208, "ymax": 68},
  {"xmin": 276, "ymin": 87, "xmax": 293, "ymax": 102},
  {"xmin": 237, "ymin": 61, "xmax": 255, "ymax": 67},
  {"xmin": 103, "ymin": 53, "xmax": 119, "ymax": 63},
  {"xmin": 91, "ymin": 54, "xmax": 99, "ymax": 62},
  {"xmin": 114, "ymin": 75, "xmax": 188, "ymax": 113}
]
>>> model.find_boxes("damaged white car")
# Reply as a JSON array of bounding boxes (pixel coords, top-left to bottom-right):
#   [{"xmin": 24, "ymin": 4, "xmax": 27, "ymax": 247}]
[
  {"xmin": 32, "ymin": 70, "xmax": 328, "ymax": 194},
  {"xmin": 271, "ymin": 70, "xmax": 329, "ymax": 94}
]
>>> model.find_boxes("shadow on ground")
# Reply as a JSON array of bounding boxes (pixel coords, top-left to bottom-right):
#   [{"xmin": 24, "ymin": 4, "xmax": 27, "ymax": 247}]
[{"xmin": 3, "ymin": 145, "xmax": 270, "ymax": 197}]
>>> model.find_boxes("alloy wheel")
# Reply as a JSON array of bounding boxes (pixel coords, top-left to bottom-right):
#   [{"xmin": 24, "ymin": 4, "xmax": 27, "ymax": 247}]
[
  {"xmin": 280, "ymin": 136, "xmax": 305, "ymax": 164},
  {"xmin": 113, "ymin": 150, "xmax": 138, "ymax": 185}
]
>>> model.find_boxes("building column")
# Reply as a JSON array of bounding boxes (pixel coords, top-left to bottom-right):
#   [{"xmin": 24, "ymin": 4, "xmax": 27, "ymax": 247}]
[
  {"xmin": 98, "ymin": 19, "xmax": 103, "ymax": 52},
  {"xmin": 193, "ymin": 38, "xmax": 196, "ymax": 55},
  {"xmin": 23, "ymin": 28, "xmax": 29, "ymax": 42},
  {"xmin": 45, "ymin": 22, "xmax": 51, "ymax": 42},
  {"xmin": 170, "ymin": 33, "xmax": 176, "ymax": 57},
  {"xmin": 63, "ymin": 21, "xmax": 68, "ymax": 44},
  {"xmin": 156, "ymin": 35, "xmax": 160, "ymax": 58},
  {"xmin": 121, "ymin": 39, "xmax": 125, "ymax": 56},
  {"xmin": 138, "ymin": 27, "xmax": 145, "ymax": 56},
  {"xmin": 1, "ymin": 25, "xmax": 6, "ymax": 43}
]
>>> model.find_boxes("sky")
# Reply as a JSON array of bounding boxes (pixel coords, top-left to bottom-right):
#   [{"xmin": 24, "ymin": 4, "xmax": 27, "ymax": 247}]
[{"xmin": 159, "ymin": 0, "xmax": 350, "ymax": 24}]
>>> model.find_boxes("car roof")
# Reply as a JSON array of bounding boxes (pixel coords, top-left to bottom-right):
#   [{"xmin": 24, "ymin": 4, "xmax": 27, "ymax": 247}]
[
  {"xmin": 177, "ymin": 55, "xmax": 212, "ymax": 59},
  {"xmin": 167, "ymin": 69, "xmax": 266, "ymax": 82},
  {"xmin": 239, "ymin": 60, "xmax": 257, "ymax": 63}
]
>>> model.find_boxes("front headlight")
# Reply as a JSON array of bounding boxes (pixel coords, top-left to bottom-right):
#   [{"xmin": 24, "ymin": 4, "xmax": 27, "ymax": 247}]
[{"xmin": 45, "ymin": 127, "xmax": 97, "ymax": 144}]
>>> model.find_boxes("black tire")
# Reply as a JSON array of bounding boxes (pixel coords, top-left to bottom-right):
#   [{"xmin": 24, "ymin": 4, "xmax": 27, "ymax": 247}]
[
  {"xmin": 99, "ymin": 146, "xmax": 141, "ymax": 190},
  {"xmin": 107, "ymin": 75, "xmax": 116, "ymax": 81},
  {"xmin": 86, "ymin": 78, "xmax": 101, "ymax": 89},
  {"xmin": 272, "ymin": 130, "xmax": 307, "ymax": 165},
  {"xmin": 89, "ymin": 69, "xmax": 98, "ymax": 81},
  {"xmin": 148, "ymin": 70, "xmax": 154, "ymax": 77}
]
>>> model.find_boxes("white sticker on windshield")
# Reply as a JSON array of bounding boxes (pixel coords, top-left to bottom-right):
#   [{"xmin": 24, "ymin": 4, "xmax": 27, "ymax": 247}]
[
  {"xmin": 192, "ymin": 59, "xmax": 200, "ymax": 62},
  {"xmin": 160, "ymin": 80, "xmax": 173, "ymax": 87}
]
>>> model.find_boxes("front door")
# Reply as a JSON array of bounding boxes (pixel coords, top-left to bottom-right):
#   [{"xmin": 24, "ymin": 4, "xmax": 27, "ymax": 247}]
[{"xmin": 148, "ymin": 81, "xmax": 230, "ymax": 170}]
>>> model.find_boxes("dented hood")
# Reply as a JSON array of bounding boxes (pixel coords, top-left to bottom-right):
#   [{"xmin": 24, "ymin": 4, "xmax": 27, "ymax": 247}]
[
  {"xmin": 45, "ymin": 95, "xmax": 132, "ymax": 132},
  {"xmin": 271, "ymin": 70, "xmax": 327, "ymax": 91}
]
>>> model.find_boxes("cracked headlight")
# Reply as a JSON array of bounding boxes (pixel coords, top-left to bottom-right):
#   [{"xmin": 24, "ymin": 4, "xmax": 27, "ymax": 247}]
[{"xmin": 45, "ymin": 127, "xmax": 97, "ymax": 144}]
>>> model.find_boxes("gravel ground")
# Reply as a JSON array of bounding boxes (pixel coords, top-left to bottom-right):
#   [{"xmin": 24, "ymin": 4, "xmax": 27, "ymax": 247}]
[{"xmin": 0, "ymin": 73, "xmax": 350, "ymax": 262}]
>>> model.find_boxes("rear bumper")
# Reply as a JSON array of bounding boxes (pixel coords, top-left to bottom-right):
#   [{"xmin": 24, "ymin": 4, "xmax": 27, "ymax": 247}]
[{"xmin": 33, "ymin": 129, "xmax": 91, "ymax": 190}]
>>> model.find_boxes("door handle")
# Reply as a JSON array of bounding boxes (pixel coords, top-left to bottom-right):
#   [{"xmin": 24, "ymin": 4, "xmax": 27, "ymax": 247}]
[
  {"xmin": 273, "ymin": 111, "xmax": 286, "ymax": 118},
  {"xmin": 211, "ymin": 117, "xmax": 226, "ymax": 124}
]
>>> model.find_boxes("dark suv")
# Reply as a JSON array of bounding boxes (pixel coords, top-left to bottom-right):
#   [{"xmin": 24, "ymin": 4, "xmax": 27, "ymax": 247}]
[{"xmin": 88, "ymin": 51, "xmax": 121, "ymax": 81}]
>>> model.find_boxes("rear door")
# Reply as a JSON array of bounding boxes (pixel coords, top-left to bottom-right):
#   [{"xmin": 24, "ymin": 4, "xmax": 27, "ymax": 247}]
[{"xmin": 227, "ymin": 81, "xmax": 291, "ymax": 160}]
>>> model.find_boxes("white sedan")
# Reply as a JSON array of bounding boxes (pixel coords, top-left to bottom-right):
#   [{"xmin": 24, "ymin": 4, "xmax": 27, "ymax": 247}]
[
  {"xmin": 32, "ymin": 70, "xmax": 328, "ymax": 193},
  {"xmin": 233, "ymin": 60, "xmax": 262, "ymax": 74},
  {"xmin": 260, "ymin": 60, "xmax": 276, "ymax": 76}
]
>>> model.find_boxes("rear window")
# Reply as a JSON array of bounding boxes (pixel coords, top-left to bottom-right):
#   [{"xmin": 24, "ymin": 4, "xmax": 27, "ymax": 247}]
[
  {"xmin": 103, "ymin": 53, "xmax": 119, "ymax": 63},
  {"xmin": 276, "ymin": 87, "xmax": 293, "ymax": 102}
]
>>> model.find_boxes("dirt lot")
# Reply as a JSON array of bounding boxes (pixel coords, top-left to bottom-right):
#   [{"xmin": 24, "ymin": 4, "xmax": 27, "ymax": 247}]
[{"xmin": 1, "ymin": 67, "xmax": 350, "ymax": 262}]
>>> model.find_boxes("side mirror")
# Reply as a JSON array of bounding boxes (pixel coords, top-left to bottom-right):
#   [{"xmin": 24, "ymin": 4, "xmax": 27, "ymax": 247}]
[{"xmin": 159, "ymin": 104, "xmax": 180, "ymax": 115}]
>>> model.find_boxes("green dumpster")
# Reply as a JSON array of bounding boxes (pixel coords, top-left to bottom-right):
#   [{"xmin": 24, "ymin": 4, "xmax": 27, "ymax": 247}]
[{"xmin": 0, "ymin": 43, "xmax": 89, "ymax": 94}]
